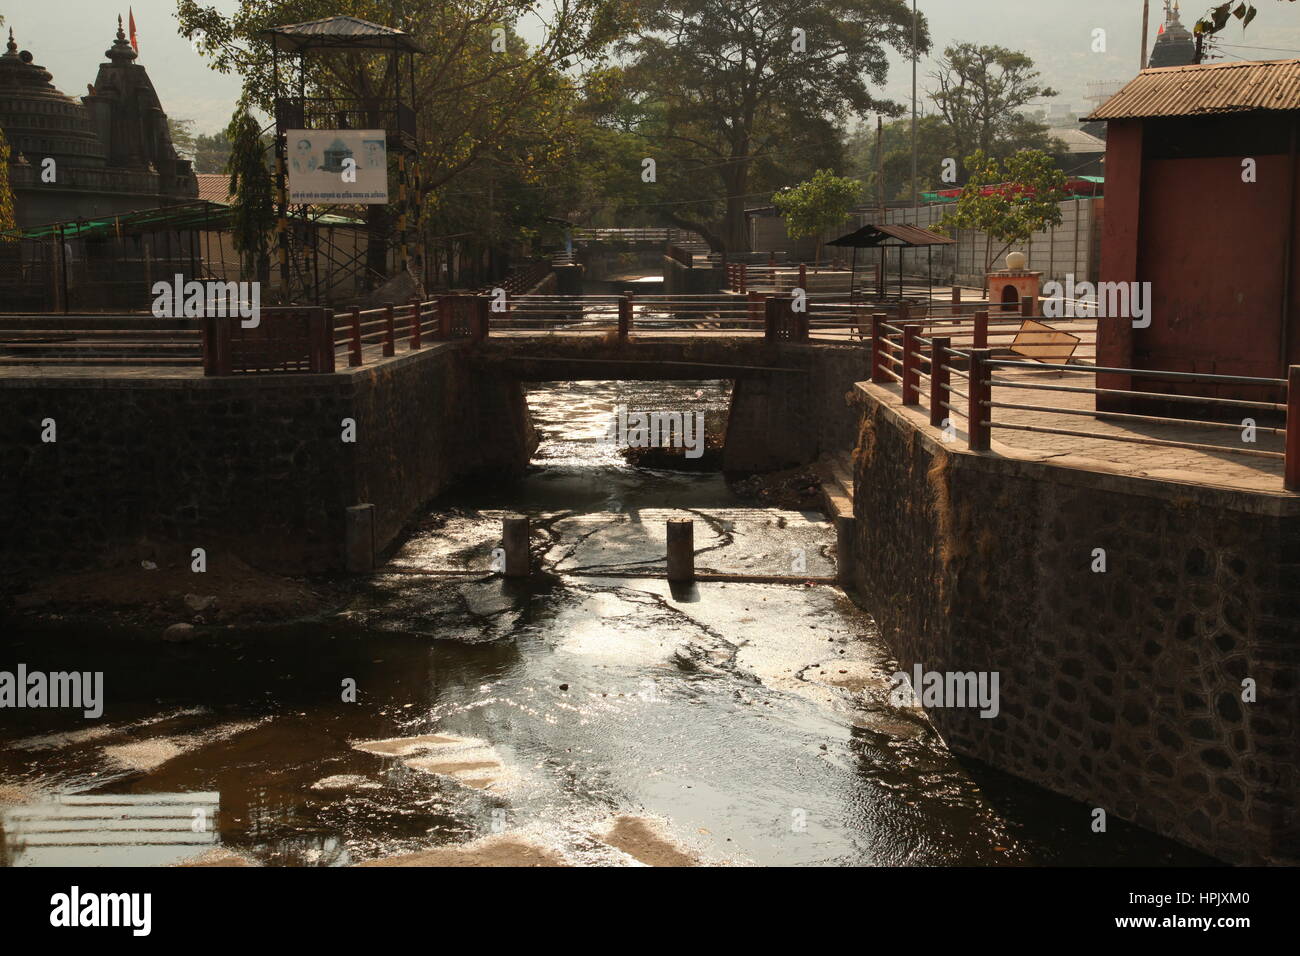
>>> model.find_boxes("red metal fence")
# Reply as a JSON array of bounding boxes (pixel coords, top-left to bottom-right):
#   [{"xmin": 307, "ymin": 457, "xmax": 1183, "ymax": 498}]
[{"xmin": 870, "ymin": 315, "xmax": 1299, "ymax": 493}]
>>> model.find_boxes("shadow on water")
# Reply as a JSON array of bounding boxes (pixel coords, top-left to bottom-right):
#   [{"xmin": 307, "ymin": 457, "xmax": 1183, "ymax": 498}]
[{"xmin": 0, "ymin": 380, "xmax": 1215, "ymax": 866}]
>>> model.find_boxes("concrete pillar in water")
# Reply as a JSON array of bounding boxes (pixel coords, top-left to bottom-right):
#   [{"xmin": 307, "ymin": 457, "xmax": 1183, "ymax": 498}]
[
  {"xmin": 345, "ymin": 504, "xmax": 376, "ymax": 573},
  {"xmin": 834, "ymin": 515, "xmax": 856, "ymax": 588},
  {"xmin": 666, "ymin": 518, "xmax": 694, "ymax": 582},
  {"xmin": 503, "ymin": 515, "xmax": 531, "ymax": 578}
]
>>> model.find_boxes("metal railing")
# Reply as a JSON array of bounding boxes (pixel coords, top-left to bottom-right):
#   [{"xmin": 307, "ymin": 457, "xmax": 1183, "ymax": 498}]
[{"xmin": 869, "ymin": 315, "xmax": 1299, "ymax": 492}]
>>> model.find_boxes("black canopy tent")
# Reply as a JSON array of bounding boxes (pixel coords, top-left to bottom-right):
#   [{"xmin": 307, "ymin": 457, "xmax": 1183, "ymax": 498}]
[{"xmin": 826, "ymin": 223, "xmax": 956, "ymax": 303}]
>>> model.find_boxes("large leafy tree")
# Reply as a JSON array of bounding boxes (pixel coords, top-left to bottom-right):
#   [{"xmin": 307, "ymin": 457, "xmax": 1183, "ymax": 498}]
[
  {"xmin": 927, "ymin": 44, "xmax": 1057, "ymax": 169},
  {"xmin": 938, "ymin": 149, "xmax": 1068, "ymax": 274},
  {"xmin": 176, "ymin": 0, "xmax": 630, "ymax": 280},
  {"xmin": 616, "ymin": 0, "xmax": 924, "ymax": 253}
]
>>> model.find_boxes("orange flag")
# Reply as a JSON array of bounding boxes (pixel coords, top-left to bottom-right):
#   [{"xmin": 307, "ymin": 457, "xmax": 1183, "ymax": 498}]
[{"xmin": 128, "ymin": 8, "xmax": 139, "ymax": 53}]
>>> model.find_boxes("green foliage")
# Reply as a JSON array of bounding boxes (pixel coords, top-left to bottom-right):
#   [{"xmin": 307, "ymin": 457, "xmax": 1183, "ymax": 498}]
[
  {"xmin": 0, "ymin": 126, "xmax": 17, "ymax": 236},
  {"xmin": 939, "ymin": 149, "xmax": 1068, "ymax": 272},
  {"xmin": 773, "ymin": 169, "xmax": 861, "ymax": 262},
  {"xmin": 225, "ymin": 108, "xmax": 275, "ymax": 279},
  {"xmin": 1194, "ymin": 2, "xmax": 1296, "ymax": 59},
  {"xmin": 168, "ymin": 118, "xmax": 197, "ymax": 160},
  {"xmin": 194, "ymin": 131, "xmax": 233, "ymax": 174},
  {"xmin": 616, "ymin": 0, "xmax": 925, "ymax": 252},
  {"xmin": 928, "ymin": 44, "xmax": 1057, "ymax": 165}
]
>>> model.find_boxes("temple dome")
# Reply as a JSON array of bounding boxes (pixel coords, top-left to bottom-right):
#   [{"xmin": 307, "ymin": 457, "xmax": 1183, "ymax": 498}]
[
  {"xmin": 1150, "ymin": 1, "xmax": 1197, "ymax": 69},
  {"xmin": 0, "ymin": 29, "xmax": 107, "ymax": 168}
]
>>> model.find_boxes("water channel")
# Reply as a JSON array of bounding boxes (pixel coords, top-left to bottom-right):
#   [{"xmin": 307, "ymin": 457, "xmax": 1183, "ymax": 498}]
[{"xmin": 0, "ymin": 380, "xmax": 1211, "ymax": 866}]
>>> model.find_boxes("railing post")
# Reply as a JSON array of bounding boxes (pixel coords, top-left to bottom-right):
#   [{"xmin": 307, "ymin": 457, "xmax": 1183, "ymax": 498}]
[
  {"xmin": 902, "ymin": 324, "xmax": 921, "ymax": 406},
  {"xmin": 974, "ymin": 309, "xmax": 989, "ymax": 350},
  {"xmin": 764, "ymin": 296, "xmax": 779, "ymax": 342},
  {"xmin": 898, "ymin": 300, "xmax": 910, "ymax": 329},
  {"xmin": 739, "ymin": 265, "xmax": 747, "ymax": 295},
  {"xmin": 871, "ymin": 313, "xmax": 887, "ymax": 384},
  {"xmin": 1287, "ymin": 365, "xmax": 1300, "ymax": 492},
  {"xmin": 618, "ymin": 295, "xmax": 631, "ymax": 343},
  {"xmin": 349, "ymin": 306, "xmax": 362, "ymax": 367},
  {"xmin": 1021, "ymin": 294, "xmax": 1035, "ymax": 319},
  {"xmin": 409, "ymin": 297, "xmax": 421, "ymax": 349},
  {"xmin": 794, "ymin": 296, "xmax": 809, "ymax": 341},
  {"xmin": 951, "ymin": 286, "xmax": 961, "ymax": 316},
  {"xmin": 383, "ymin": 303, "xmax": 395, "ymax": 357},
  {"xmin": 930, "ymin": 336, "xmax": 951, "ymax": 428},
  {"xmin": 798, "ymin": 262, "xmax": 807, "ymax": 291},
  {"xmin": 968, "ymin": 348, "xmax": 992, "ymax": 451}
]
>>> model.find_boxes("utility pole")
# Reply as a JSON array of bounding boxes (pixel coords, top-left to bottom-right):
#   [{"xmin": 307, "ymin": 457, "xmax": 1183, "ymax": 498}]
[
  {"xmin": 1141, "ymin": 0, "xmax": 1151, "ymax": 70},
  {"xmin": 911, "ymin": 0, "xmax": 918, "ymax": 220}
]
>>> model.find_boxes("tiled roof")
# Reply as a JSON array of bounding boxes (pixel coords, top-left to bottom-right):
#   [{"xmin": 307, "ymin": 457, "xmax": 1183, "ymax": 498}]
[
  {"xmin": 194, "ymin": 173, "xmax": 232, "ymax": 205},
  {"xmin": 1088, "ymin": 59, "xmax": 1300, "ymax": 120}
]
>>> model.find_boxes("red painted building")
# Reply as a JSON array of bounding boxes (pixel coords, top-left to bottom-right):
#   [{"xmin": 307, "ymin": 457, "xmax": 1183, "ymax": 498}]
[{"xmin": 1089, "ymin": 58, "xmax": 1300, "ymax": 407}]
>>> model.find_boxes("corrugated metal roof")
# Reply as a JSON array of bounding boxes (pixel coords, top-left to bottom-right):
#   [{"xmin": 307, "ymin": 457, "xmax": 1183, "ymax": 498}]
[
  {"xmin": 827, "ymin": 223, "xmax": 955, "ymax": 248},
  {"xmin": 263, "ymin": 16, "xmax": 421, "ymax": 53},
  {"xmin": 1088, "ymin": 58, "xmax": 1300, "ymax": 120}
]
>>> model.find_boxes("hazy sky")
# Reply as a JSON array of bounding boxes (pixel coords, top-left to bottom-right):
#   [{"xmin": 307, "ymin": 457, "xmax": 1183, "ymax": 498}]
[{"xmin": 6, "ymin": 1, "xmax": 1300, "ymax": 137}]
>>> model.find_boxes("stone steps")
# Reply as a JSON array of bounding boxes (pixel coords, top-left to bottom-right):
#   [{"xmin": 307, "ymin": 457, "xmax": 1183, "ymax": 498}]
[{"xmin": 816, "ymin": 452, "xmax": 855, "ymax": 519}]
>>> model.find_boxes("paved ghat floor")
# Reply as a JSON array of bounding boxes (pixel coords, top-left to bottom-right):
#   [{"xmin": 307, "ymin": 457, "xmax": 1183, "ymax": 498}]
[{"xmin": 0, "ymin": 381, "xmax": 1213, "ymax": 866}]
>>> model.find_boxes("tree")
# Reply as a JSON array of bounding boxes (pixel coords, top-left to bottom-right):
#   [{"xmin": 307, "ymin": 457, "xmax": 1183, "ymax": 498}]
[
  {"xmin": 194, "ymin": 131, "xmax": 233, "ymax": 174},
  {"xmin": 773, "ymin": 169, "xmax": 862, "ymax": 264},
  {"xmin": 168, "ymin": 117, "xmax": 197, "ymax": 160},
  {"xmin": 617, "ymin": 0, "xmax": 924, "ymax": 253},
  {"xmin": 928, "ymin": 44, "xmax": 1058, "ymax": 167},
  {"xmin": 1193, "ymin": 2, "xmax": 1297, "ymax": 60},
  {"xmin": 938, "ymin": 150, "xmax": 1069, "ymax": 273},
  {"xmin": 225, "ymin": 108, "xmax": 275, "ymax": 283},
  {"xmin": 0, "ymin": 126, "xmax": 17, "ymax": 236},
  {"xmin": 177, "ymin": 0, "xmax": 630, "ymax": 282}
]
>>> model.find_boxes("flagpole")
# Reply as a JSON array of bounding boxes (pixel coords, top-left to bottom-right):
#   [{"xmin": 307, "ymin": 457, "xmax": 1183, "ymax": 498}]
[{"xmin": 1141, "ymin": 0, "xmax": 1150, "ymax": 70}]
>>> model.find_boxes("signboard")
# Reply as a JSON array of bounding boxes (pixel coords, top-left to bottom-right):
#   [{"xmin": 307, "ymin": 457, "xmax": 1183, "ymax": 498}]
[{"xmin": 286, "ymin": 129, "xmax": 389, "ymax": 204}]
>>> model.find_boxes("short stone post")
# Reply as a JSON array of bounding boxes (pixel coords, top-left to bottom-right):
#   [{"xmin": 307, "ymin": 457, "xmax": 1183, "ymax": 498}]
[
  {"xmin": 951, "ymin": 286, "xmax": 961, "ymax": 316},
  {"xmin": 1021, "ymin": 294, "xmax": 1035, "ymax": 318},
  {"xmin": 930, "ymin": 336, "xmax": 951, "ymax": 428},
  {"xmin": 968, "ymin": 348, "xmax": 993, "ymax": 452},
  {"xmin": 666, "ymin": 519, "xmax": 694, "ymax": 582},
  {"xmin": 502, "ymin": 515, "xmax": 530, "ymax": 578},
  {"xmin": 345, "ymin": 504, "xmax": 376, "ymax": 573}
]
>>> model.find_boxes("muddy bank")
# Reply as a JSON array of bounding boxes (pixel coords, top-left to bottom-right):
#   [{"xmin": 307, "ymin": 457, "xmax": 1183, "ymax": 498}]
[{"xmin": 3, "ymin": 549, "xmax": 349, "ymax": 631}]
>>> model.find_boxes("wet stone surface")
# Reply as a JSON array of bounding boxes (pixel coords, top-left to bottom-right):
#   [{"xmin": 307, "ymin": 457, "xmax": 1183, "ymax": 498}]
[{"xmin": 0, "ymin": 381, "xmax": 1211, "ymax": 866}]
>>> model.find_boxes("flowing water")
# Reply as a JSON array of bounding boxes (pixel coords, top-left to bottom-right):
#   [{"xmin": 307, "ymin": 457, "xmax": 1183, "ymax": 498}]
[{"xmin": 0, "ymin": 380, "xmax": 1211, "ymax": 866}]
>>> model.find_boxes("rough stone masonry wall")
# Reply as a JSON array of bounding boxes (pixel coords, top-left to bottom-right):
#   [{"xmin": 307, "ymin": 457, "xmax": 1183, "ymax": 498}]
[
  {"xmin": 0, "ymin": 345, "xmax": 536, "ymax": 580},
  {"xmin": 849, "ymin": 386, "xmax": 1299, "ymax": 864}
]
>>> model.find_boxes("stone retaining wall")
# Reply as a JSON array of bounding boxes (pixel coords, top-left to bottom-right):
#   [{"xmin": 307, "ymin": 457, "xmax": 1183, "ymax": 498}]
[
  {"xmin": 0, "ymin": 344, "xmax": 536, "ymax": 579},
  {"xmin": 847, "ymin": 383, "xmax": 1299, "ymax": 864}
]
